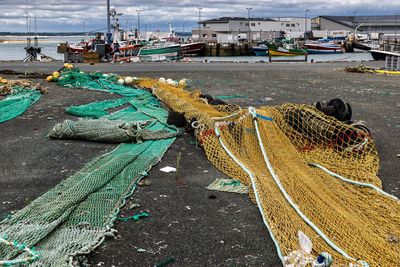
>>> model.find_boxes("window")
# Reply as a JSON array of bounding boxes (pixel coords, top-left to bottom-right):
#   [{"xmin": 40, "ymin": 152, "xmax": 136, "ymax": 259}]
[
  {"xmin": 291, "ymin": 24, "xmax": 295, "ymax": 27},
  {"xmin": 245, "ymin": 23, "xmax": 249, "ymax": 26},
  {"xmin": 202, "ymin": 34, "xmax": 207, "ymax": 37},
  {"xmin": 258, "ymin": 22, "xmax": 261, "ymax": 25},
  {"xmin": 212, "ymin": 34, "xmax": 217, "ymax": 37},
  {"xmin": 251, "ymin": 23, "xmax": 256, "ymax": 26},
  {"xmin": 240, "ymin": 22, "xmax": 243, "ymax": 25},
  {"xmin": 286, "ymin": 24, "xmax": 290, "ymax": 27}
]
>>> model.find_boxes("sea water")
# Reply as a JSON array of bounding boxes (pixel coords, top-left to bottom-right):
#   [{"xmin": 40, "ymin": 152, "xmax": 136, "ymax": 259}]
[
  {"xmin": 0, "ymin": 36, "xmax": 84, "ymax": 61},
  {"xmin": 0, "ymin": 35, "xmax": 374, "ymax": 62}
]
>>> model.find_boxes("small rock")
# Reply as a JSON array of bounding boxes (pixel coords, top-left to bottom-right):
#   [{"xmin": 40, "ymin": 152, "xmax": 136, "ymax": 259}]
[{"xmin": 209, "ymin": 194, "xmax": 217, "ymax": 199}]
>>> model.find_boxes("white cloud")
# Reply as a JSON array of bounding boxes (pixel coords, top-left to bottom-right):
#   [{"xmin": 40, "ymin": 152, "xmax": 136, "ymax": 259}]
[{"xmin": 0, "ymin": 0, "xmax": 398, "ymax": 32}]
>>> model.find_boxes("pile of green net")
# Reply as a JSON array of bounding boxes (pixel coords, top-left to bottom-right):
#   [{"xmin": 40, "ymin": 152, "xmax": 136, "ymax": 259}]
[
  {"xmin": 56, "ymin": 69, "xmax": 141, "ymax": 97},
  {"xmin": 0, "ymin": 87, "xmax": 42, "ymax": 123},
  {"xmin": 0, "ymin": 70, "xmax": 177, "ymax": 266}
]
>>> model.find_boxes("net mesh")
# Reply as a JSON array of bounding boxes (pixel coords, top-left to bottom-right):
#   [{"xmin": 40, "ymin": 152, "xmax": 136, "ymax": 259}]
[
  {"xmin": 0, "ymin": 73, "xmax": 177, "ymax": 266},
  {"xmin": 135, "ymin": 79, "xmax": 400, "ymax": 266},
  {"xmin": 0, "ymin": 79, "xmax": 46, "ymax": 123}
]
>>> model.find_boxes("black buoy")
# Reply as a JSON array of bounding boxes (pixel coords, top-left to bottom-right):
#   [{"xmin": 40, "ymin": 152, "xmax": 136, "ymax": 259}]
[
  {"xmin": 328, "ymin": 99, "xmax": 352, "ymax": 121},
  {"xmin": 209, "ymin": 99, "xmax": 227, "ymax": 105}
]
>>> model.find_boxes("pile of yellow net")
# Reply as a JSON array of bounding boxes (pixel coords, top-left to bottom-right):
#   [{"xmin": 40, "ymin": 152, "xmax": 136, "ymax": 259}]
[{"xmin": 137, "ymin": 79, "xmax": 399, "ymax": 267}]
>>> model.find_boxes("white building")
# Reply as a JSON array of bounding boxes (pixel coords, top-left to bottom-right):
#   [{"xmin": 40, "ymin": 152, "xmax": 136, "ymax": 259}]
[{"xmin": 192, "ymin": 16, "xmax": 311, "ymax": 43}]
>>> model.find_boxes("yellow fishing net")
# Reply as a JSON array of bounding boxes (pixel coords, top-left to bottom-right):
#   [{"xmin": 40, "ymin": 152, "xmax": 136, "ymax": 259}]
[{"xmin": 137, "ymin": 79, "xmax": 399, "ymax": 267}]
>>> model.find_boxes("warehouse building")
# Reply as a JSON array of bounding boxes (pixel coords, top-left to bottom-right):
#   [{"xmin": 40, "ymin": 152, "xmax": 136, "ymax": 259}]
[
  {"xmin": 192, "ymin": 16, "xmax": 311, "ymax": 43},
  {"xmin": 312, "ymin": 15, "xmax": 400, "ymax": 34}
]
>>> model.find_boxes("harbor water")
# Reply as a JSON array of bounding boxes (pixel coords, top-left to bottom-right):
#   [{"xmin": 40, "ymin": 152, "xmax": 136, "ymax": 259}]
[{"xmin": 0, "ymin": 35, "xmax": 374, "ymax": 62}]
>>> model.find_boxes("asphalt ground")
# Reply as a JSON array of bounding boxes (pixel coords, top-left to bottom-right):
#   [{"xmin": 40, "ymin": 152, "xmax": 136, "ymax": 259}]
[{"xmin": 0, "ymin": 61, "xmax": 398, "ymax": 266}]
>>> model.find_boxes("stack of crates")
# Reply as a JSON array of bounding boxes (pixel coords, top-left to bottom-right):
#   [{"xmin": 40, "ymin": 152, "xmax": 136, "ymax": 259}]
[
  {"xmin": 83, "ymin": 51, "xmax": 100, "ymax": 64},
  {"xmin": 64, "ymin": 52, "xmax": 83, "ymax": 63}
]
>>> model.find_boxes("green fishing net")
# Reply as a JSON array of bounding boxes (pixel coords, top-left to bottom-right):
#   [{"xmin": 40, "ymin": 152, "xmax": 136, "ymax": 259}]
[
  {"xmin": 0, "ymin": 87, "xmax": 41, "ymax": 123},
  {"xmin": 0, "ymin": 70, "xmax": 177, "ymax": 266}
]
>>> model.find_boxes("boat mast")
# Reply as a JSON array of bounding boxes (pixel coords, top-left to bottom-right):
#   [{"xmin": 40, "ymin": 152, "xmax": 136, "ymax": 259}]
[
  {"xmin": 25, "ymin": 0, "xmax": 29, "ymax": 40},
  {"xmin": 107, "ymin": 0, "xmax": 111, "ymax": 44}
]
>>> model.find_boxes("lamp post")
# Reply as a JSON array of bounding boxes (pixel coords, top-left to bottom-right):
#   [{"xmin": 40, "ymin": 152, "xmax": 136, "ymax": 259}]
[
  {"xmin": 106, "ymin": 0, "xmax": 111, "ymax": 44},
  {"xmin": 82, "ymin": 19, "xmax": 88, "ymax": 36},
  {"xmin": 136, "ymin": 9, "xmax": 143, "ymax": 37},
  {"xmin": 246, "ymin": 7, "xmax": 252, "ymax": 42},
  {"xmin": 197, "ymin": 7, "xmax": 203, "ymax": 41},
  {"xmin": 304, "ymin": 9, "xmax": 309, "ymax": 40},
  {"xmin": 395, "ymin": 13, "xmax": 398, "ymax": 42}
]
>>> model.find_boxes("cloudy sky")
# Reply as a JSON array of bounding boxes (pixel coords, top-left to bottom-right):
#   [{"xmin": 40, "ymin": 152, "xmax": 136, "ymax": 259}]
[{"xmin": 0, "ymin": 0, "xmax": 399, "ymax": 32}]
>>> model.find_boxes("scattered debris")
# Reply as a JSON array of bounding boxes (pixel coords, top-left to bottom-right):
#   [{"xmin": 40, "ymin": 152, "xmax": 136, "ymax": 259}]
[
  {"xmin": 138, "ymin": 179, "xmax": 151, "ymax": 186},
  {"xmin": 160, "ymin": 166, "xmax": 177, "ymax": 173},
  {"xmin": 168, "ymin": 221, "xmax": 179, "ymax": 227},
  {"xmin": 260, "ymin": 97, "xmax": 274, "ymax": 103},
  {"xmin": 216, "ymin": 94, "xmax": 247, "ymax": 99},
  {"xmin": 118, "ymin": 211, "xmax": 149, "ymax": 222},
  {"xmin": 207, "ymin": 178, "xmax": 249, "ymax": 194},
  {"xmin": 345, "ymin": 66, "xmax": 400, "ymax": 75},
  {"xmin": 208, "ymin": 194, "xmax": 217, "ymax": 199},
  {"xmin": 154, "ymin": 256, "xmax": 175, "ymax": 267},
  {"xmin": 129, "ymin": 203, "xmax": 141, "ymax": 210}
]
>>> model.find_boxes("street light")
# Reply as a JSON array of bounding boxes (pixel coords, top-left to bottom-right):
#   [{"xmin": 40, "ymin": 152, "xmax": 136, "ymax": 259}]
[
  {"xmin": 82, "ymin": 19, "xmax": 89, "ymax": 36},
  {"xmin": 395, "ymin": 13, "xmax": 398, "ymax": 43},
  {"xmin": 247, "ymin": 7, "xmax": 252, "ymax": 42},
  {"xmin": 197, "ymin": 7, "xmax": 203, "ymax": 41},
  {"xmin": 304, "ymin": 9, "xmax": 309, "ymax": 40},
  {"xmin": 136, "ymin": 9, "xmax": 143, "ymax": 37}
]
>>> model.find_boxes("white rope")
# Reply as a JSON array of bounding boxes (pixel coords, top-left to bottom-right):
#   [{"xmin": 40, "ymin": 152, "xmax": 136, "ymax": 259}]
[
  {"xmin": 248, "ymin": 107, "xmax": 368, "ymax": 265},
  {"xmin": 0, "ymin": 237, "xmax": 40, "ymax": 266},
  {"xmin": 309, "ymin": 163, "xmax": 398, "ymax": 201},
  {"xmin": 214, "ymin": 122, "xmax": 285, "ymax": 264}
]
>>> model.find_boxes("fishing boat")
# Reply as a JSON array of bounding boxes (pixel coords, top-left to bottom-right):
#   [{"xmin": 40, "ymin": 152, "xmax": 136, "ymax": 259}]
[
  {"xmin": 138, "ymin": 43, "xmax": 181, "ymax": 61},
  {"xmin": 252, "ymin": 44, "xmax": 269, "ymax": 56},
  {"xmin": 178, "ymin": 42, "xmax": 206, "ymax": 57},
  {"xmin": 267, "ymin": 43, "xmax": 307, "ymax": 57},
  {"xmin": 305, "ymin": 42, "xmax": 344, "ymax": 54},
  {"xmin": 118, "ymin": 41, "xmax": 143, "ymax": 62},
  {"xmin": 67, "ymin": 40, "xmax": 90, "ymax": 52},
  {"xmin": 369, "ymin": 50, "xmax": 400, "ymax": 61}
]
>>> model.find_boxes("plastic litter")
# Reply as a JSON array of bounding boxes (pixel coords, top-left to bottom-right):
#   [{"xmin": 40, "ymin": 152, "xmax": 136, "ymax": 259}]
[
  {"xmin": 154, "ymin": 256, "xmax": 175, "ymax": 267},
  {"xmin": 118, "ymin": 211, "xmax": 149, "ymax": 222},
  {"xmin": 160, "ymin": 166, "xmax": 177, "ymax": 173}
]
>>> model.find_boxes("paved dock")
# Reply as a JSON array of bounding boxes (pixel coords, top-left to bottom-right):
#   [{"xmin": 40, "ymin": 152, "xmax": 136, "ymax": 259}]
[{"xmin": 0, "ymin": 61, "xmax": 398, "ymax": 266}]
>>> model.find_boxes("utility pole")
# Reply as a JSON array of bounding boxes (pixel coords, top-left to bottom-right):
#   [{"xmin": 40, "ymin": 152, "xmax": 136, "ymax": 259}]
[
  {"xmin": 247, "ymin": 7, "xmax": 252, "ymax": 42},
  {"xmin": 197, "ymin": 8, "xmax": 203, "ymax": 41},
  {"xmin": 136, "ymin": 9, "xmax": 143, "ymax": 37},
  {"xmin": 305, "ymin": 9, "xmax": 309, "ymax": 40}
]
